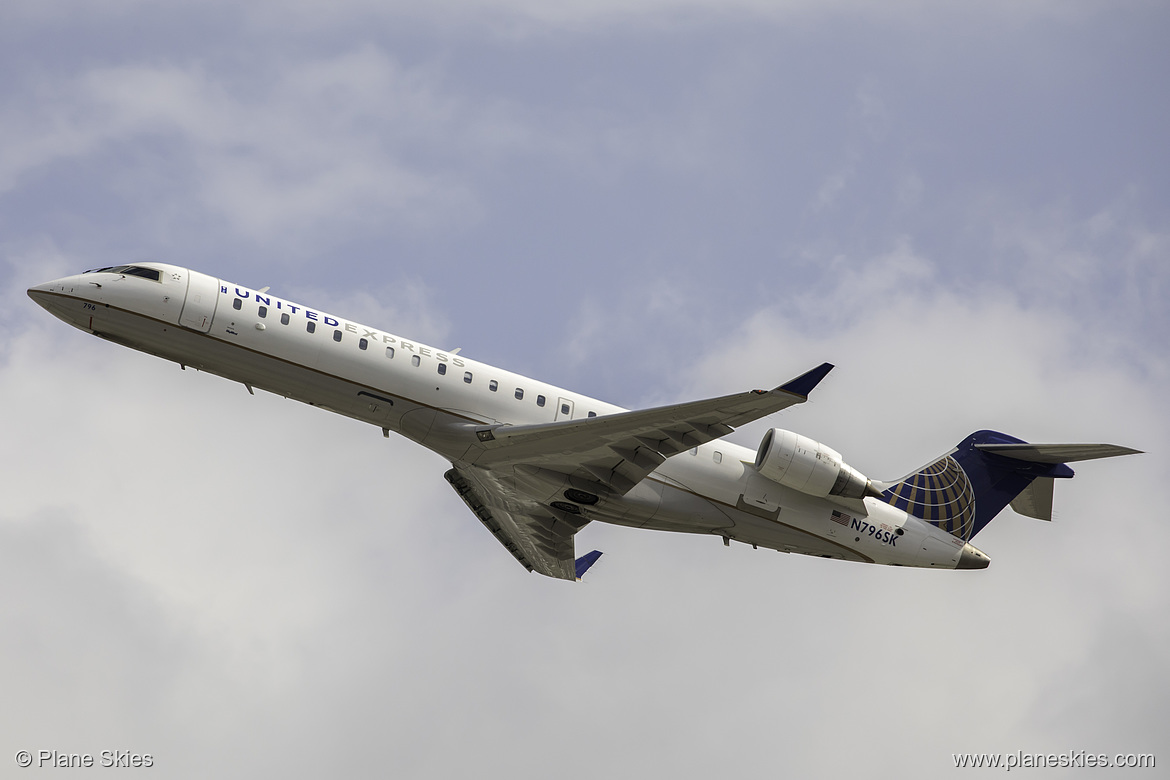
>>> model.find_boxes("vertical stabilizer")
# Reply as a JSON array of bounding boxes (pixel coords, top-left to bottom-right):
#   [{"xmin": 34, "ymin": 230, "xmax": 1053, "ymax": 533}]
[{"xmin": 876, "ymin": 431, "xmax": 1140, "ymax": 540}]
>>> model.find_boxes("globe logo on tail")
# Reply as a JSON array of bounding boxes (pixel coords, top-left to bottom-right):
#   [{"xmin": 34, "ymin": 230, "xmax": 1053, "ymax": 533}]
[{"xmin": 882, "ymin": 455, "xmax": 977, "ymax": 541}]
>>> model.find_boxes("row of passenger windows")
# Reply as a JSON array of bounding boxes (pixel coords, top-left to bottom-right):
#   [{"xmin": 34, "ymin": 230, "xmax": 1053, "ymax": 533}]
[{"xmin": 233, "ymin": 297, "xmax": 598, "ymax": 418}]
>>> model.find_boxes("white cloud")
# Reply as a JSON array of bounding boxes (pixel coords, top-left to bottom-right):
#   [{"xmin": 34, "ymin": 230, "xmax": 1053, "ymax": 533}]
[
  {"xmin": 809, "ymin": 78, "xmax": 892, "ymax": 213},
  {"xmin": 0, "ymin": 50, "xmax": 479, "ymax": 244},
  {"xmin": 812, "ymin": 163, "xmax": 854, "ymax": 212},
  {"xmin": 231, "ymin": 0, "xmax": 1121, "ymax": 34},
  {"xmin": 855, "ymin": 77, "xmax": 891, "ymax": 142},
  {"xmin": 2, "ymin": 1, "xmax": 1166, "ymax": 774},
  {"xmin": 976, "ymin": 195, "xmax": 1170, "ymax": 366},
  {"xmin": 3, "ymin": 0, "xmax": 1096, "ymax": 32},
  {"xmin": 669, "ymin": 249, "xmax": 1168, "ymax": 768},
  {"xmin": 0, "ymin": 43, "xmax": 752, "ymax": 257},
  {"xmin": 8, "ymin": 236, "xmax": 1166, "ymax": 777}
]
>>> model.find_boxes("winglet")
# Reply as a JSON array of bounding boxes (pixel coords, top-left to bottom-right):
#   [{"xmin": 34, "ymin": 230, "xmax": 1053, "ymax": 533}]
[
  {"xmin": 575, "ymin": 550, "xmax": 603, "ymax": 580},
  {"xmin": 777, "ymin": 362, "xmax": 834, "ymax": 398}
]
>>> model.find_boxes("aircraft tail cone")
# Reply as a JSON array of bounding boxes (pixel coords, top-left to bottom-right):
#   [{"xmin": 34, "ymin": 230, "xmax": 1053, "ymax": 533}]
[{"xmin": 957, "ymin": 543, "xmax": 990, "ymax": 569}]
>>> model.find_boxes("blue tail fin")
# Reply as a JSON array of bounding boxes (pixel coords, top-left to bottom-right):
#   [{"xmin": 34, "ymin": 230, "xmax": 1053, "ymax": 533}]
[{"xmin": 879, "ymin": 431, "xmax": 1078, "ymax": 541}]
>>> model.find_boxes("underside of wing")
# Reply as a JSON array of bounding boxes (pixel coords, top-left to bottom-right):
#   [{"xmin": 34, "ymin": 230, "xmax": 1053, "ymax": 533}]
[
  {"xmin": 469, "ymin": 362, "xmax": 833, "ymax": 495},
  {"xmin": 445, "ymin": 466, "xmax": 588, "ymax": 581}
]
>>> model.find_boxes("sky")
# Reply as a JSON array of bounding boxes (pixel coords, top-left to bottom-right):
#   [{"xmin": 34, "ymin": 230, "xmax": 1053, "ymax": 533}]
[{"xmin": 1, "ymin": 1, "xmax": 1167, "ymax": 777}]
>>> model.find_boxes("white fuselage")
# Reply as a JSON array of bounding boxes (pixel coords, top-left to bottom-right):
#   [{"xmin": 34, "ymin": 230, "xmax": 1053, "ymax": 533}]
[{"xmin": 29, "ymin": 263, "xmax": 981, "ymax": 570}]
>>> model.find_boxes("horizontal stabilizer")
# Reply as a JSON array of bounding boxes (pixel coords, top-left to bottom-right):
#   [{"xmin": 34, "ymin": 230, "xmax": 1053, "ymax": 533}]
[
  {"xmin": 575, "ymin": 550, "xmax": 603, "ymax": 580},
  {"xmin": 975, "ymin": 442, "xmax": 1142, "ymax": 464}
]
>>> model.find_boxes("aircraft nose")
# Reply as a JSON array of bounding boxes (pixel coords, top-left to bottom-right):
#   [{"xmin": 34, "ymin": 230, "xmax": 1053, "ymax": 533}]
[
  {"xmin": 28, "ymin": 274, "xmax": 81, "ymax": 302},
  {"xmin": 28, "ymin": 275, "xmax": 87, "ymax": 325},
  {"xmin": 27, "ymin": 280, "xmax": 56, "ymax": 309},
  {"xmin": 957, "ymin": 542, "xmax": 991, "ymax": 569}
]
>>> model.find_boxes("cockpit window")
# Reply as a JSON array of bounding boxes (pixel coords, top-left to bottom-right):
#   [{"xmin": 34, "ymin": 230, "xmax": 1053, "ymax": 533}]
[
  {"xmin": 123, "ymin": 266, "xmax": 161, "ymax": 281},
  {"xmin": 83, "ymin": 265, "xmax": 161, "ymax": 282}
]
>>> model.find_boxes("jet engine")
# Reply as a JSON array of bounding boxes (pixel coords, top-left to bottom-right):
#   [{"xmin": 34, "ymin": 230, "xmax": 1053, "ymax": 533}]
[{"xmin": 754, "ymin": 428, "xmax": 876, "ymax": 500}]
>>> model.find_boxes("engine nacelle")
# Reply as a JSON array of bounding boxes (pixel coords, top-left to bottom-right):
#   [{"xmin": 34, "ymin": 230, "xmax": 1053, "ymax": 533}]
[{"xmin": 754, "ymin": 428, "xmax": 874, "ymax": 500}]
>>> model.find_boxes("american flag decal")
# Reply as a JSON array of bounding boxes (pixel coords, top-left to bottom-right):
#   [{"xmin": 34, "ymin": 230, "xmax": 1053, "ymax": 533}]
[{"xmin": 830, "ymin": 510, "xmax": 851, "ymax": 526}]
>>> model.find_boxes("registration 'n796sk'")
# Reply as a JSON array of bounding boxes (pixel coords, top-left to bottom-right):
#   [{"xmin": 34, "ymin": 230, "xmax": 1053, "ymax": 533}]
[{"xmin": 851, "ymin": 518, "xmax": 898, "ymax": 546}]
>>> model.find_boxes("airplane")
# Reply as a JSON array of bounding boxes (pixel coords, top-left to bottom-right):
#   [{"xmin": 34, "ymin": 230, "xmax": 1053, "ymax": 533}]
[{"xmin": 28, "ymin": 263, "xmax": 1140, "ymax": 580}]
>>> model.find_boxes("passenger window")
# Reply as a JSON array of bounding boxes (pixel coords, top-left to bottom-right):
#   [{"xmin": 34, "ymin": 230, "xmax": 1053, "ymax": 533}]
[
  {"xmin": 536, "ymin": 395, "xmax": 546, "ymax": 407},
  {"xmin": 411, "ymin": 355, "xmax": 420, "ymax": 367},
  {"xmin": 359, "ymin": 338, "xmax": 368, "ymax": 350},
  {"xmin": 515, "ymin": 388, "xmax": 524, "ymax": 400},
  {"xmin": 333, "ymin": 330, "xmax": 342, "ymax": 342},
  {"xmin": 437, "ymin": 363, "xmax": 447, "ymax": 375},
  {"xmin": 489, "ymin": 380, "xmax": 498, "ymax": 392},
  {"xmin": 280, "ymin": 313, "xmax": 290, "ymax": 326},
  {"xmin": 258, "ymin": 306, "xmax": 267, "ymax": 318},
  {"xmin": 713, "ymin": 451, "xmax": 723, "ymax": 464},
  {"xmin": 233, "ymin": 299, "xmax": 242, "ymax": 310},
  {"xmin": 561, "ymin": 403, "xmax": 570, "ymax": 415},
  {"xmin": 464, "ymin": 372, "xmax": 473, "ymax": 384},
  {"xmin": 307, "ymin": 321, "xmax": 316, "ymax": 334},
  {"xmin": 386, "ymin": 347, "xmax": 395, "ymax": 359}
]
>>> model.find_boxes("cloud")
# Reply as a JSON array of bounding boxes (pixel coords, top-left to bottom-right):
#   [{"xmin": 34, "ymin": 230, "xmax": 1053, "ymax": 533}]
[
  {"xmin": 0, "ymin": 42, "xmax": 754, "ymax": 262},
  {"xmin": 812, "ymin": 162, "xmax": 855, "ymax": 212},
  {"xmin": 668, "ymin": 245, "xmax": 1169, "ymax": 771},
  {"xmin": 8, "ymin": 232, "xmax": 1165, "ymax": 777},
  {"xmin": 3, "ymin": 2, "xmax": 1166, "ymax": 775},
  {"xmin": 0, "ymin": 49, "xmax": 479, "ymax": 246},
  {"xmin": 681, "ymin": 235, "xmax": 1161, "ymax": 452},
  {"xmin": 2, "ymin": 0, "xmax": 1104, "ymax": 33},
  {"xmin": 973, "ymin": 194, "xmax": 1170, "ymax": 365},
  {"xmin": 807, "ymin": 78, "xmax": 896, "ymax": 213}
]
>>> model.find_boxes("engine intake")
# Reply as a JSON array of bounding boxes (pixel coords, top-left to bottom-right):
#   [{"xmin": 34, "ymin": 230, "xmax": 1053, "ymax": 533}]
[{"xmin": 754, "ymin": 428, "xmax": 875, "ymax": 500}]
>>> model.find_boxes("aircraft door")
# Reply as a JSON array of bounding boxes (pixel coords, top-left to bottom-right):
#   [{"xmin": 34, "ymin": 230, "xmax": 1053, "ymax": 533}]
[
  {"xmin": 179, "ymin": 270, "xmax": 220, "ymax": 333},
  {"xmin": 555, "ymin": 397, "xmax": 574, "ymax": 421}
]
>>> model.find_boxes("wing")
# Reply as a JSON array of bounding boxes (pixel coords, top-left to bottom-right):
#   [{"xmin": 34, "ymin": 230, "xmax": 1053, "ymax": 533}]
[
  {"xmin": 444, "ymin": 363, "xmax": 833, "ymax": 580},
  {"xmin": 445, "ymin": 466, "xmax": 588, "ymax": 580},
  {"xmin": 469, "ymin": 362, "xmax": 834, "ymax": 494}
]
